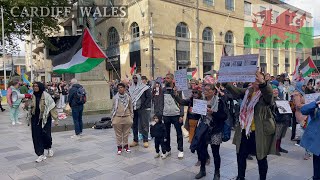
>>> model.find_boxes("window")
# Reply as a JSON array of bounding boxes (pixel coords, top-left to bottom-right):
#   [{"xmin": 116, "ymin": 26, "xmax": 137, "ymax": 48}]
[
  {"xmin": 285, "ymin": 41, "xmax": 290, "ymax": 50},
  {"xmin": 176, "ymin": 22, "xmax": 189, "ymax": 38},
  {"xmin": 225, "ymin": 0, "xmax": 234, "ymax": 11},
  {"xmin": 225, "ymin": 31, "xmax": 233, "ymax": 44},
  {"xmin": 176, "ymin": 50, "xmax": 190, "ymax": 60},
  {"xmin": 296, "ymin": 43, "xmax": 304, "ymax": 62},
  {"xmin": 203, "ymin": 52, "xmax": 213, "ymax": 62},
  {"xmin": 244, "ymin": 1, "xmax": 251, "ymax": 15},
  {"xmin": 273, "ymin": 11, "xmax": 279, "ymax": 23},
  {"xmin": 203, "ymin": 27, "xmax": 213, "ymax": 41},
  {"xmin": 107, "ymin": 27, "xmax": 119, "ymax": 46},
  {"xmin": 259, "ymin": 36, "xmax": 266, "ymax": 48},
  {"xmin": 130, "ymin": 22, "xmax": 139, "ymax": 38},
  {"xmin": 244, "ymin": 34, "xmax": 251, "ymax": 47},
  {"xmin": 285, "ymin": 15, "xmax": 290, "ymax": 26},
  {"xmin": 204, "ymin": 0, "xmax": 214, "ymax": 6}
]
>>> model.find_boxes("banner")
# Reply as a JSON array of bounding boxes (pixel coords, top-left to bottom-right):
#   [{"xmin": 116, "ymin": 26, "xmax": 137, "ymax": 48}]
[
  {"xmin": 218, "ymin": 54, "xmax": 258, "ymax": 82},
  {"xmin": 275, "ymin": 101, "xmax": 292, "ymax": 114},
  {"xmin": 174, "ymin": 69, "xmax": 188, "ymax": 91}
]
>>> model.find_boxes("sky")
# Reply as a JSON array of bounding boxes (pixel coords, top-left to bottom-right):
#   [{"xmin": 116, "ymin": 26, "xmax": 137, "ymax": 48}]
[{"xmin": 283, "ymin": 0, "xmax": 320, "ymax": 36}]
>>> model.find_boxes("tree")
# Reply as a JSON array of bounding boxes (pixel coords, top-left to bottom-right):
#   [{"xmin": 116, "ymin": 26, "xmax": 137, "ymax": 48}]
[{"xmin": 0, "ymin": 0, "xmax": 69, "ymax": 48}]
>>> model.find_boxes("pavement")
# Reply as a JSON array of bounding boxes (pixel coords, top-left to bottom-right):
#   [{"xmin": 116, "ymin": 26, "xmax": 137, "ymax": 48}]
[{"xmin": 0, "ymin": 105, "xmax": 314, "ymax": 180}]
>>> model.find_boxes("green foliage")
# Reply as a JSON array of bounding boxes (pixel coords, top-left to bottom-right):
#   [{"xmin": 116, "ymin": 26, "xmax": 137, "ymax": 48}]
[{"xmin": 0, "ymin": 0, "xmax": 69, "ymax": 46}]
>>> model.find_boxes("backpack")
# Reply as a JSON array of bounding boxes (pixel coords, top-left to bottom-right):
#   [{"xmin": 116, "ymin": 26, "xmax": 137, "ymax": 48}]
[{"xmin": 75, "ymin": 87, "xmax": 87, "ymax": 105}]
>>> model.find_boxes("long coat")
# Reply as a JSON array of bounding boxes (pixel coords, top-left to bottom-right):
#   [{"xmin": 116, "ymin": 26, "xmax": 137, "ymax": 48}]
[{"xmin": 225, "ymin": 82, "xmax": 277, "ymax": 160}]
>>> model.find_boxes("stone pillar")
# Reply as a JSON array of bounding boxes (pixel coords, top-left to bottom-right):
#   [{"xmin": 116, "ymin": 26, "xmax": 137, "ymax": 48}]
[{"xmin": 75, "ymin": 61, "xmax": 112, "ymax": 113}]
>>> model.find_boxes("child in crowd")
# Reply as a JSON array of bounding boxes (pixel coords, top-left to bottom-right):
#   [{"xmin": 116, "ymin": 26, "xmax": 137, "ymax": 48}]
[{"xmin": 150, "ymin": 115, "xmax": 167, "ymax": 159}]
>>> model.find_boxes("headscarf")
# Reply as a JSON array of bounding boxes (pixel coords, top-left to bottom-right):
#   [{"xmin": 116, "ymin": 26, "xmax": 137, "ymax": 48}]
[
  {"xmin": 118, "ymin": 93, "xmax": 129, "ymax": 107},
  {"xmin": 33, "ymin": 82, "xmax": 45, "ymax": 98},
  {"xmin": 295, "ymin": 81, "xmax": 305, "ymax": 95},
  {"xmin": 128, "ymin": 74, "xmax": 149, "ymax": 110}
]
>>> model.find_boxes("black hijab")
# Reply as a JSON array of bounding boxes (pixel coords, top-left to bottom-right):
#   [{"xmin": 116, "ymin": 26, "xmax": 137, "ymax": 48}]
[{"xmin": 33, "ymin": 82, "xmax": 45, "ymax": 98}]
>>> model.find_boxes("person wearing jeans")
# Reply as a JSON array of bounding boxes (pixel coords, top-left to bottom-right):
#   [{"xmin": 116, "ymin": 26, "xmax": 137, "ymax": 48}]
[
  {"xmin": 161, "ymin": 73, "xmax": 184, "ymax": 159},
  {"xmin": 300, "ymin": 98, "xmax": 320, "ymax": 180},
  {"xmin": 68, "ymin": 79, "xmax": 84, "ymax": 139},
  {"xmin": 7, "ymin": 81, "xmax": 22, "ymax": 125}
]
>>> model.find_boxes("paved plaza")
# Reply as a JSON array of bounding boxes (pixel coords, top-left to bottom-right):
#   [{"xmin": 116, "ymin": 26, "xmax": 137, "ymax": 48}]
[{"xmin": 0, "ymin": 106, "xmax": 314, "ymax": 180}]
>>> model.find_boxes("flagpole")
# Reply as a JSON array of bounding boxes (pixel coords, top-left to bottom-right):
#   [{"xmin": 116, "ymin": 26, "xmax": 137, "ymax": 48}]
[
  {"xmin": 1, "ymin": 6, "xmax": 6, "ymax": 90},
  {"xmin": 108, "ymin": 59, "xmax": 121, "ymax": 80}
]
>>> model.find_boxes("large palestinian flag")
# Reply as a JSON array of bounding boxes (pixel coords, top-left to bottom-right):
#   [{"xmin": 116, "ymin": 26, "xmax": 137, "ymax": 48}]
[{"xmin": 53, "ymin": 28, "xmax": 107, "ymax": 73}]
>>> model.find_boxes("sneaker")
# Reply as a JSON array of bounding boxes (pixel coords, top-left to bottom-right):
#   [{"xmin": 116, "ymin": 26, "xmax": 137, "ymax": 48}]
[
  {"xmin": 124, "ymin": 145, "xmax": 131, "ymax": 153},
  {"xmin": 35, "ymin": 155, "xmax": 47, "ymax": 163},
  {"xmin": 280, "ymin": 148, "xmax": 288, "ymax": 153},
  {"xmin": 1, "ymin": 109, "xmax": 5, "ymax": 112},
  {"xmin": 117, "ymin": 146, "xmax": 122, "ymax": 155},
  {"xmin": 195, "ymin": 171, "xmax": 206, "ymax": 179},
  {"xmin": 71, "ymin": 135, "xmax": 80, "ymax": 139},
  {"xmin": 129, "ymin": 141, "xmax": 139, "ymax": 147},
  {"xmin": 166, "ymin": 151, "xmax": 171, "ymax": 157},
  {"xmin": 12, "ymin": 122, "xmax": 15, "ymax": 125},
  {"xmin": 16, "ymin": 121, "xmax": 22, "ymax": 125},
  {"xmin": 178, "ymin": 151, "xmax": 184, "ymax": 159},
  {"xmin": 143, "ymin": 142, "xmax": 149, "ymax": 148},
  {"xmin": 161, "ymin": 153, "xmax": 167, "ymax": 159},
  {"xmin": 47, "ymin": 149, "xmax": 54, "ymax": 157},
  {"xmin": 154, "ymin": 153, "xmax": 160, "ymax": 158}
]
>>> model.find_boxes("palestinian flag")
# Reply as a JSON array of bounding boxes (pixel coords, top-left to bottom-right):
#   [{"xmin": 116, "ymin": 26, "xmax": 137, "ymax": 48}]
[
  {"xmin": 130, "ymin": 62, "xmax": 136, "ymax": 75},
  {"xmin": 299, "ymin": 57, "xmax": 316, "ymax": 77},
  {"xmin": 53, "ymin": 28, "xmax": 107, "ymax": 73},
  {"xmin": 187, "ymin": 69, "xmax": 197, "ymax": 80}
]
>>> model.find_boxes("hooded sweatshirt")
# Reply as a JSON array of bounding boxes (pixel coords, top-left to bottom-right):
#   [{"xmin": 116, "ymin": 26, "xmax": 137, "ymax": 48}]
[{"xmin": 68, "ymin": 84, "xmax": 84, "ymax": 107}]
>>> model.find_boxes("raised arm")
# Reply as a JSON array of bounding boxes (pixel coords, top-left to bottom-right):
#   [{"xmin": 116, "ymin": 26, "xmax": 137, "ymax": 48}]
[
  {"xmin": 223, "ymin": 83, "xmax": 247, "ymax": 98},
  {"xmin": 259, "ymin": 82, "xmax": 273, "ymax": 105},
  {"xmin": 301, "ymin": 101, "xmax": 317, "ymax": 116}
]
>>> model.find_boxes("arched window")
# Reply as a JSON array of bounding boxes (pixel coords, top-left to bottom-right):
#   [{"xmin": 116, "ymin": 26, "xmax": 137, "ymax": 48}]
[
  {"xmin": 130, "ymin": 22, "xmax": 139, "ymax": 39},
  {"xmin": 285, "ymin": 41, "xmax": 290, "ymax": 50},
  {"xmin": 203, "ymin": 27, "xmax": 214, "ymax": 77},
  {"xmin": 176, "ymin": 22, "xmax": 190, "ymax": 70},
  {"xmin": 244, "ymin": 34, "xmax": 251, "ymax": 54},
  {"xmin": 176, "ymin": 22, "xmax": 189, "ymax": 38},
  {"xmin": 225, "ymin": 31, "xmax": 234, "ymax": 56},
  {"xmin": 107, "ymin": 27, "xmax": 119, "ymax": 46},
  {"xmin": 203, "ymin": 27, "xmax": 213, "ymax": 41},
  {"xmin": 296, "ymin": 43, "xmax": 304, "ymax": 63},
  {"xmin": 259, "ymin": 36, "xmax": 266, "ymax": 73},
  {"xmin": 285, "ymin": 41, "xmax": 290, "ymax": 72},
  {"xmin": 273, "ymin": 40, "xmax": 279, "ymax": 76}
]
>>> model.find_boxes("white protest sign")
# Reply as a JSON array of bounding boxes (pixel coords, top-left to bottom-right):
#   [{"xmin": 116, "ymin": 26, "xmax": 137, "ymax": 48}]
[
  {"xmin": 192, "ymin": 99, "xmax": 207, "ymax": 116},
  {"xmin": 304, "ymin": 93, "xmax": 320, "ymax": 104},
  {"xmin": 218, "ymin": 54, "xmax": 259, "ymax": 83},
  {"xmin": 275, "ymin": 101, "xmax": 292, "ymax": 114},
  {"xmin": 174, "ymin": 69, "xmax": 188, "ymax": 91}
]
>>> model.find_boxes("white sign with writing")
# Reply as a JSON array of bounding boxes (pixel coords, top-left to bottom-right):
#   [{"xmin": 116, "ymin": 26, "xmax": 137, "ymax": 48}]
[
  {"xmin": 275, "ymin": 101, "xmax": 293, "ymax": 114},
  {"xmin": 174, "ymin": 69, "xmax": 188, "ymax": 91},
  {"xmin": 218, "ymin": 54, "xmax": 259, "ymax": 82},
  {"xmin": 192, "ymin": 99, "xmax": 207, "ymax": 116},
  {"xmin": 304, "ymin": 93, "xmax": 320, "ymax": 104}
]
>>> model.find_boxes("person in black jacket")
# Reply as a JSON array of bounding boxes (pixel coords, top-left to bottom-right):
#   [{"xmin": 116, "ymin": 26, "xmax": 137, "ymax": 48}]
[
  {"xmin": 150, "ymin": 115, "xmax": 167, "ymax": 159},
  {"xmin": 271, "ymin": 85, "xmax": 291, "ymax": 156}
]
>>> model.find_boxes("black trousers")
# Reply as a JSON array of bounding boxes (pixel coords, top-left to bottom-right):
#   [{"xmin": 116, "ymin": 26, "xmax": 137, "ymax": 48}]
[
  {"xmin": 237, "ymin": 130, "xmax": 268, "ymax": 180},
  {"xmin": 200, "ymin": 144, "xmax": 221, "ymax": 172},
  {"xmin": 314, "ymin": 154, "xmax": 320, "ymax": 180},
  {"xmin": 154, "ymin": 137, "xmax": 166, "ymax": 154},
  {"xmin": 163, "ymin": 116, "xmax": 183, "ymax": 152},
  {"xmin": 31, "ymin": 116, "xmax": 52, "ymax": 156},
  {"xmin": 132, "ymin": 109, "xmax": 150, "ymax": 142},
  {"xmin": 291, "ymin": 113, "xmax": 297, "ymax": 140}
]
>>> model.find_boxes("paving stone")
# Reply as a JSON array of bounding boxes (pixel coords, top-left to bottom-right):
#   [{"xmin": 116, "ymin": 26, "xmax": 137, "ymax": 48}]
[
  {"xmin": 17, "ymin": 161, "xmax": 48, "ymax": 171},
  {"xmin": 122, "ymin": 162, "xmax": 157, "ymax": 175},
  {"xmin": 54, "ymin": 148, "xmax": 82, "ymax": 157},
  {"xmin": 157, "ymin": 170, "xmax": 196, "ymax": 180},
  {"xmin": 66, "ymin": 154, "xmax": 104, "ymax": 165},
  {"xmin": 18, "ymin": 176, "xmax": 42, "ymax": 180},
  {"xmin": 5, "ymin": 153, "xmax": 33, "ymax": 161},
  {"xmin": 67, "ymin": 168, "xmax": 102, "ymax": 180},
  {"xmin": 0, "ymin": 146, "xmax": 21, "ymax": 153}
]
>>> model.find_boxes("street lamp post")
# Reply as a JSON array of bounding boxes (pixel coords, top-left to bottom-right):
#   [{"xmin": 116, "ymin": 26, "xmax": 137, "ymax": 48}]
[
  {"xmin": 30, "ymin": 18, "xmax": 34, "ymax": 83},
  {"xmin": 1, "ymin": 6, "xmax": 7, "ymax": 90}
]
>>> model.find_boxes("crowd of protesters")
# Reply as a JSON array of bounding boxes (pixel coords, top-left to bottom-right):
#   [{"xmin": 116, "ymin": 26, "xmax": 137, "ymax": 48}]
[{"xmin": 2, "ymin": 70, "xmax": 319, "ymax": 180}]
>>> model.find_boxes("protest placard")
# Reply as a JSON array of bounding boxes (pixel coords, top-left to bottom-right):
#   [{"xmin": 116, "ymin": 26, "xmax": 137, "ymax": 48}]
[
  {"xmin": 174, "ymin": 69, "xmax": 188, "ymax": 91},
  {"xmin": 192, "ymin": 99, "xmax": 207, "ymax": 116},
  {"xmin": 275, "ymin": 101, "xmax": 292, "ymax": 114},
  {"xmin": 218, "ymin": 54, "xmax": 259, "ymax": 82},
  {"xmin": 304, "ymin": 93, "xmax": 320, "ymax": 104}
]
